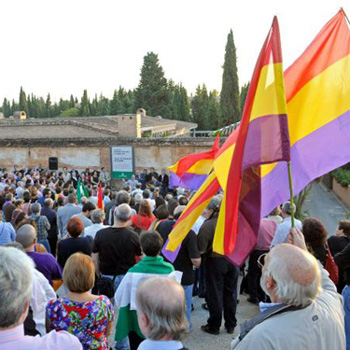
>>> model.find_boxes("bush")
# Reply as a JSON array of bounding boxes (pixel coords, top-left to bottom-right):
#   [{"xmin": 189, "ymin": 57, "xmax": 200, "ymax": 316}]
[
  {"xmin": 332, "ymin": 168, "xmax": 350, "ymax": 188},
  {"xmin": 59, "ymin": 107, "xmax": 79, "ymax": 117}
]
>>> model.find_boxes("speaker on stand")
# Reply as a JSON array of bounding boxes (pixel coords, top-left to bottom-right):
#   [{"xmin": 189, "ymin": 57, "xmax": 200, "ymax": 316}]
[{"xmin": 48, "ymin": 157, "xmax": 58, "ymax": 171}]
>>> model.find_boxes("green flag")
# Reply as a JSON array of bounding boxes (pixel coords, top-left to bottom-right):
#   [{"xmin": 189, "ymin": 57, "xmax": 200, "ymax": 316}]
[{"xmin": 76, "ymin": 180, "xmax": 82, "ymax": 203}]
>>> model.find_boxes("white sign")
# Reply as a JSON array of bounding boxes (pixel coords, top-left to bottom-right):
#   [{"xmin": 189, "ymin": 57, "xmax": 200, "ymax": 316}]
[{"xmin": 110, "ymin": 146, "xmax": 134, "ymax": 179}]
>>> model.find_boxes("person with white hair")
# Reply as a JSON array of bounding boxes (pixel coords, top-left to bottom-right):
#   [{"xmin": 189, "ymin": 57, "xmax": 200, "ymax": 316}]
[
  {"xmin": 5, "ymin": 242, "xmax": 56, "ymax": 336},
  {"xmin": 85, "ymin": 209, "xmax": 107, "ymax": 239},
  {"xmin": 232, "ymin": 228, "xmax": 345, "ymax": 350},
  {"xmin": 0, "ymin": 246, "xmax": 81, "ymax": 349},
  {"xmin": 270, "ymin": 201, "xmax": 302, "ymax": 248},
  {"xmin": 136, "ymin": 276, "xmax": 188, "ymax": 350}
]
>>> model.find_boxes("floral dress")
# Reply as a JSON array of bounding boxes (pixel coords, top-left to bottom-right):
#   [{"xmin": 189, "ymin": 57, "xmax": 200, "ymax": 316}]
[{"xmin": 46, "ymin": 295, "xmax": 114, "ymax": 349}]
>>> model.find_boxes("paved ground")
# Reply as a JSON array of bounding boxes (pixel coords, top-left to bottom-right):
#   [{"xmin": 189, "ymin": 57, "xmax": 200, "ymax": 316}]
[
  {"xmin": 183, "ymin": 294, "xmax": 258, "ymax": 350},
  {"xmin": 304, "ymin": 182, "xmax": 348, "ymax": 235}
]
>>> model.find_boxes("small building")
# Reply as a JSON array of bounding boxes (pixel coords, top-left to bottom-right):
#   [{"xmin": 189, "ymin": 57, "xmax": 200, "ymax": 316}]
[{"xmin": 13, "ymin": 111, "xmax": 27, "ymax": 120}]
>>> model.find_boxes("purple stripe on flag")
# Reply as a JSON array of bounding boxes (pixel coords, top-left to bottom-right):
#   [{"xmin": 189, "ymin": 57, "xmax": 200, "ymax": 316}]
[
  {"xmin": 242, "ymin": 114, "xmax": 290, "ymax": 170},
  {"xmin": 169, "ymin": 171, "xmax": 208, "ymax": 190},
  {"xmin": 261, "ymin": 108, "xmax": 350, "ymax": 217},
  {"xmin": 162, "ymin": 239, "xmax": 181, "ymax": 263},
  {"xmin": 227, "ymin": 171, "xmax": 261, "ymax": 266}
]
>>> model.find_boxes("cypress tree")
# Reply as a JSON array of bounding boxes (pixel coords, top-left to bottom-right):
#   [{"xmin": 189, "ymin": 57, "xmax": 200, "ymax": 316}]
[
  {"xmin": 240, "ymin": 82, "xmax": 250, "ymax": 116},
  {"xmin": 2, "ymin": 98, "xmax": 11, "ymax": 118},
  {"xmin": 134, "ymin": 52, "xmax": 170, "ymax": 117},
  {"xmin": 220, "ymin": 29, "xmax": 240, "ymax": 126},
  {"xmin": 90, "ymin": 95, "xmax": 99, "ymax": 116},
  {"xmin": 97, "ymin": 94, "xmax": 110, "ymax": 116},
  {"xmin": 208, "ymin": 90, "xmax": 220, "ymax": 130},
  {"xmin": 79, "ymin": 90, "xmax": 91, "ymax": 116},
  {"xmin": 175, "ymin": 84, "xmax": 190, "ymax": 121},
  {"xmin": 191, "ymin": 84, "xmax": 210, "ymax": 129},
  {"xmin": 110, "ymin": 89, "xmax": 122, "ymax": 115},
  {"xmin": 19, "ymin": 87, "xmax": 29, "ymax": 117},
  {"xmin": 45, "ymin": 94, "xmax": 52, "ymax": 118},
  {"xmin": 69, "ymin": 95, "xmax": 75, "ymax": 108}
]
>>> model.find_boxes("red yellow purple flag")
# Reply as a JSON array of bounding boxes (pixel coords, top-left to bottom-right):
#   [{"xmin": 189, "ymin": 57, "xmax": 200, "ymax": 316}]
[
  {"xmin": 261, "ymin": 9, "xmax": 350, "ymax": 217},
  {"xmin": 213, "ymin": 16, "xmax": 290, "ymax": 264},
  {"xmin": 168, "ymin": 135, "xmax": 219, "ymax": 190}
]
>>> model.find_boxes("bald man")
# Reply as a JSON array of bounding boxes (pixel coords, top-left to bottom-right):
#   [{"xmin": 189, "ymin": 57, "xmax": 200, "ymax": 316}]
[
  {"xmin": 16, "ymin": 225, "xmax": 62, "ymax": 285},
  {"xmin": 136, "ymin": 277, "xmax": 188, "ymax": 350},
  {"xmin": 233, "ymin": 228, "xmax": 345, "ymax": 350}
]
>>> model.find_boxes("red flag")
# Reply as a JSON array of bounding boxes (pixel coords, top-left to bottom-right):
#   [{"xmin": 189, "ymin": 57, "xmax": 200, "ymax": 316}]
[{"xmin": 97, "ymin": 183, "xmax": 104, "ymax": 210}]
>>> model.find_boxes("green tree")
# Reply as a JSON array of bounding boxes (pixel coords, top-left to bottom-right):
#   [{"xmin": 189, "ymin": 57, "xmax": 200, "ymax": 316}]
[
  {"xmin": 19, "ymin": 87, "xmax": 29, "ymax": 117},
  {"xmin": 45, "ymin": 94, "xmax": 52, "ymax": 118},
  {"xmin": 170, "ymin": 83, "xmax": 190, "ymax": 121},
  {"xmin": 191, "ymin": 84, "xmax": 209, "ymax": 129},
  {"xmin": 110, "ymin": 89, "xmax": 122, "ymax": 115},
  {"xmin": 208, "ymin": 90, "xmax": 220, "ymax": 130},
  {"xmin": 79, "ymin": 90, "xmax": 91, "ymax": 116},
  {"xmin": 240, "ymin": 82, "xmax": 250, "ymax": 116},
  {"xmin": 60, "ymin": 107, "xmax": 79, "ymax": 117},
  {"xmin": 69, "ymin": 95, "xmax": 75, "ymax": 108},
  {"xmin": 97, "ymin": 94, "xmax": 110, "ymax": 116},
  {"xmin": 134, "ymin": 52, "xmax": 170, "ymax": 117},
  {"xmin": 11, "ymin": 99, "xmax": 19, "ymax": 115},
  {"xmin": 2, "ymin": 98, "xmax": 11, "ymax": 117},
  {"xmin": 90, "ymin": 95, "xmax": 98, "ymax": 116},
  {"xmin": 220, "ymin": 29, "xmax": 240, "ymax": 126}
]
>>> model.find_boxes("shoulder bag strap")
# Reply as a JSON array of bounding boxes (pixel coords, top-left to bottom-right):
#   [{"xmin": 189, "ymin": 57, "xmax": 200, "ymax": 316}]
[{"xmin": 239, "ymin": 304, "xmax": 306, "ymax": 341}]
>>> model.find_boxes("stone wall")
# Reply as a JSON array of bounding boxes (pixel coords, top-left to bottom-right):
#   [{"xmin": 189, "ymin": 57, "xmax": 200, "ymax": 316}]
[{"xmin": 0, "ymin": 138, "xmax": 220, "ymax": 172}]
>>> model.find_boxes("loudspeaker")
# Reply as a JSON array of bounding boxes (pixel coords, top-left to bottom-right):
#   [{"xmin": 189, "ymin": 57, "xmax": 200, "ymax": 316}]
[{"xmin": 48, "ymin": 157, "xmax": 58, "ymax": 170}]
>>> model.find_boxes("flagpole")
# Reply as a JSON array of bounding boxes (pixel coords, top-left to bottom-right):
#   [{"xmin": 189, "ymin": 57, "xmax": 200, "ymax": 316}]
[{"xmin": 287, "ymin": 161, "xmax": 295, "ymax": 228}]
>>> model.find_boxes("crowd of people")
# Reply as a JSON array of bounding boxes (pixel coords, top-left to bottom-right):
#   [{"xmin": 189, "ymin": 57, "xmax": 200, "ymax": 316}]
[{"xmin": 0, "ymin": 164, "xmax": 349, "ymax": 349}]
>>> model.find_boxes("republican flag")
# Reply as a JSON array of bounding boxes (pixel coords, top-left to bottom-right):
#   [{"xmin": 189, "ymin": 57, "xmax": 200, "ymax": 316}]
[
  {"xmin": 213, "ymin": 16, "xmax": 290, "ymax": 264},
  {"xmin": 97, "ymin": 182, "xmax": 104, "ymax": 210},
  {"xmin": 168, "ymin": 135, "xmax": 219, "ymax": 190},
  {"xmin": 261, "ymin": 9, "xmax": 350, "ymax": 217},
  {"xmin": 165, "ymin": 17, "xmax": 291, "ymax": 265}
]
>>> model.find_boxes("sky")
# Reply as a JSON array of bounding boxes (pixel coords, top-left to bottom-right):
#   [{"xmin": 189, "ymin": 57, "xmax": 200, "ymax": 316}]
[{"xmin": 0, "ymin": 0, "xmax": 348, "ymax": 102}]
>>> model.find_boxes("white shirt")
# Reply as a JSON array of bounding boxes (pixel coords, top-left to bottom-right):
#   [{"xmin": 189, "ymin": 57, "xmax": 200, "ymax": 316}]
[
  {"xmin": 31, "ymin": 269, "xmax": 56, "ymax": 335},
  {"xmin": 146, "ymin": 198, "xmax": 155, "ymax": 212},
  {"xmin": 131, "ymin": 188, "xmax": 143, "ymax": 197},
  {"xmin": 85, "ymin": 223, "xmax": 108, "ymax": 240},
  {"xmin": 15, "ymin": 187, "xmax": 25, "ymax": 199},
  {"xmin": 270, "ymin": 217, "xmax": 302, "ymax": 248}
]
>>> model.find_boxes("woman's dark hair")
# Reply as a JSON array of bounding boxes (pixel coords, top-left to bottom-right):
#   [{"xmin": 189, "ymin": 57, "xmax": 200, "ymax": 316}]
[
  {"xmin": 179, "ymin": 196, "xmax": 188, "ymax": 206},
  {"xmin": 302, "ymin": 218, "xmax": 328, "ymax": 248},
  {"xmin": 155, "ymin": 196, "xmax": 165, "ymax": 209},
  {"xmin": 56, "ymin": 197, "xmax": 64, "ymax": 207},
  {"xmin": 155, "ymin": 204, "xmax": 169, "ymax": 220},
  {"xmin": 167, "ymin": 198, "xmax": 179, "ymax": 218},
  {"xmin": 140, "ymin": 231, "xmax": 163, "ymax": 257},
  {"xmin": 22, "ymin": 191, "xmax": 31, "ymax": 203},
  {"xmin": 339, "ymin": 220, "xmax": 350, "ymax": 236}
]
